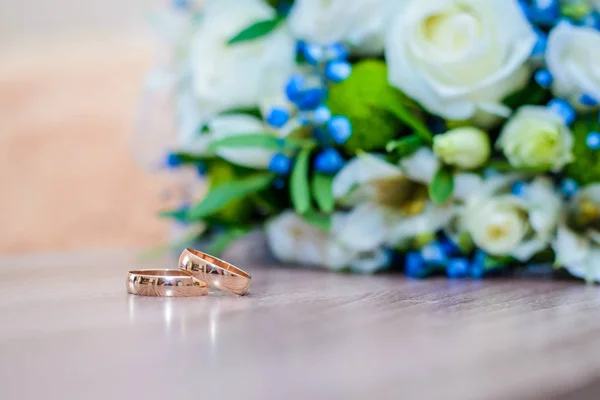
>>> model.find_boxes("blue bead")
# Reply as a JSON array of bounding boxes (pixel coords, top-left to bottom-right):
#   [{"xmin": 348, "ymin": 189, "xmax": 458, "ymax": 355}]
[
  {"xmin": 325, "ymin": 42, "xmax": 349, "ymax": 61},
  {"xmin": 314, "ymin": 148, "xmax": 344, "ymax": 174},
  {"xmin": 561, "ymin": 178, "xmax": 579, "ymax": 197},
  {"xmin": 196, "ymin": 162, "xmax": 207, "ymax": 176},
  {"xmin": 531, "ymin": 29, "xmax": 548, "ymax": 57},
  {"xmin": 470, "ymin": 251, "xmax": 487, "ymax": 279},
  {"xmin": 421, "ymin": 241, "xmax": 448, "ymax": 266},
  {"xmin": 266, "ymin": 107, "xmax": 290, "ymax": 128},
  {"xmin": 511, "ymin": 181, "xmax": 528, "ymax": 197},
  {"xmin": 302, "ymin": 43, "xmax": 324, "ymax": 65},
  {"xmin": 327, "ymin": 116, "xmax": 352, "ymax": 144},
  {"xmin": 518, "ymin": 0, "xmax": 531, "ymax": 19},
  {"xmin": 548, "ymin": 98, "xmax": 576, "ymax": 126},
  {"xmin": 296, "ymin": 88, "xmax": 326, "ymax": 111},
  {"xmin": 580, "ymin": 94, "xmax": 598, "ymax": 107},
  {"xmin": 405, "ymin": 251, "xmax": 426, "ymax": 278},
  {"xmin": 440, "ymin": 236, "xmax": 461, "ymax": 256},
  {"xmin": 172, "ymin": 0, "xmax": 190, "ymax": 9},
  {"xmin": 534, "ymin": 69, "xmax": 553, "ymax": 88},
  {"xmin": 269, "ymin": 153, "xmax": 292, "ymax": 175},
  {"xmin": 285, "ymin": 74, "xmax": 305, "ymax": 103},
  {"xmin": 530, "ymin": 0, "xmax": 560, "ymax": 26},
  {"xmin": 447, "ymin": 258, "xmax": 470, "ymax": 279},
  {"xmin": 581, "ymin": 11, "xmax": 600, "ymax": 30},
  {"xmin": 324, "ymin": 60, "xmax": 352, "ymax": 83},
  {"xmin": 586, "ymin": 131, "xmax": 600, "ymax": 150},
  {"xmin": 165, "ymin": 152, "xmax": 182, "ymax": 168},
  {"xmin": 312, "ymin": 105, "xmax": 331, "ymax": 125}
]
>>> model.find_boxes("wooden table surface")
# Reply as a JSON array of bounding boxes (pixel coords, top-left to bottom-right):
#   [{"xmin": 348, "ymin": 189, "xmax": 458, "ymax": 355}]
[{"xmin": 1, "ymin": 242, "xmax": 600, "ymax": 400}]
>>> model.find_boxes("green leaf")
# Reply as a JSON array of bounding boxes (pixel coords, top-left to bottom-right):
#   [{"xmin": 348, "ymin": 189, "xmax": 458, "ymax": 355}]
[
  {"xmin": 228, "ymin": 18, "xmax": 282, "ymax": 45},
  {"xmin": 484, "ymin": 255, "xmax": 513, "ymax": 270},
  {"xmin": 188, "ymin": 173, "xmax": 275, "ymax": 220},
  {"xmin": 205, "ymin": 228, "xmax": 252, "ymax": 256},
  {"xmin": 208, "ymin": 134, "xmax": 282, "ymax": 152},
  {"xmin": 384, "ymin": 102, "xmax": 433, "ymax": 143},
  {"xmin": 301, "ymin": 210, "xmax": 332, "ymax": 232},
  {"xmin": 385, "ymin": 134, "xmax": 424, "ymax": 157},
  {"xmin": 171, "ymin": 151, "xmax": 214, "ymax": 164},
  {"xmin": 429, "ymin": 166, "xmax": 454, "ymax": 205},
  {"xmin": 290, "ymin": 147, "xmax": 313, "ymax": 214},
  {"xmin": 311, "ymin": 173, "xmax": 334, "ymax": 213}
]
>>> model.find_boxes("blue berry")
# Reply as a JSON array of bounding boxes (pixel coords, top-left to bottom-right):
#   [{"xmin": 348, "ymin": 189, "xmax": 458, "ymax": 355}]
[
  {"xmin": 470, "ymin": 251, "xmax": 487, "ymax": 279},
  {"xmin": 312, "ymin": 105, "xmax": 331, "ymax": 125},
  {"xmin": 531, "ymin": 29, "xmax": 548, "ymax": 57},
  {"xmin": 295, "ymin": 88, "xmax": 326, "ymax": 111},
  {"xmin": 285, "ymin": 74, "xmax": 304, "ymax": 103},
  {"xmin": 529, "ymin": 0, "xmax": 560, "ymax": 26},
  {"xmin": 421, "ymin": 241, "xmax": 447, "ymax": 266},
  {"xmin": 165, "ymin": 152, "xmax": 182, "ymax": 168},
  {"xmin": 314, "ymin": 148, "xmax": 344, "ymax": 174},
  {"xmin": 269, "ymin": 153, "xmax": 292, "ymax": 175},
  {"xmin": 196, "ymin": 162, "xmax": 207, "ymax": 176},
  {"xmin": 327, "ymin": 116, "xmax": 352, "ymax": 144},
  {"xmin": 535, "ymin": 69, "xmax": 553, "ymax": 88},
  {"xmin": 586, "ymin": 131, "xmax": 600, "ymax": 150},
  {"xmin": 511, "ymin": 181, "xmax": 528, "ymax": 197},
  {"xmin": 440, "ymin": 236, "xmax": 461, "ymax": 256},
  {"xmin": 405, "ymin": 251, "xmax": 426, "ymax": 278},
  {"xmin": 581, "ymin": 11, "xmax": 600, "ymax": 30},
  {"xmin": 548, "ymin": 98, "xmax": 576, "ymax": 126},
  {"xmin": 302, "ymin": 43, "xmax": 324, "ymax": 65},
  {"xmin": 447, "ymin": 258, "xmax": 470, "ymax": 279},
  {"xmin": 561, "ymin": 178, "xmax": 579, "ymax": 198},
  {"xmin": 325, "ymin": 42, "xmax": 349, "ymax": 61},
  {"xmin": 266, "ymin": 107, "xmax": 290, "ymax": 128},
  {"xmin": 324, "ymin": 60, "xmax": 352, "ymax": 83},
  {"xmin": 580, "ymin": 94, "xmax": 598, "ymax": 107}
]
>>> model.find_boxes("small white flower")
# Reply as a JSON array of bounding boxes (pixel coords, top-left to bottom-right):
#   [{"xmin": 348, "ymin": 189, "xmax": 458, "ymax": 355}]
[
  {"xmin": 433, "ymin": 127, "xmax": 491, "ymax": 170},
  {"xmin": 553, "ymin": 184, "xmax": 600, "ymax": 282},
  {"xmin": 385, "ymin": 0, "xmax": 536, "ymax": 121},
  {"xmin": 547, "ymin": 21, "xmax": 600, "ymax": 107},
  {"xmin": 265, "ymin": 211, "xmax": 390, "ymax": 272},
  {"xmin": 189, "ymin": 0, "xmax": 295, "ymax": 118},
  {"xmin": 287, "ymin": 0, "xmax": 392, "ymax": 54},
  {"xmin": 460, "ymin": 175, "xmax": 562, "ymax": 260},
  {"xmin": 333, "ymin": 150, "xmax": 453, "ymax": 249},
  {"xmin": 497, "ymin": 106, "xmax": 574, "ymax": 172}
]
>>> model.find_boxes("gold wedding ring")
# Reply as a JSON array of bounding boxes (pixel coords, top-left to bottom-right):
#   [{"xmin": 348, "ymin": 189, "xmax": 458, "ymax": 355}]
[
  {"xmin": 179, "ymin": 248, "xmax": 252, "ymax": 295},
  {"xmin": 127, "ymin": 269, "xmax": 208, "ymax": 297}
]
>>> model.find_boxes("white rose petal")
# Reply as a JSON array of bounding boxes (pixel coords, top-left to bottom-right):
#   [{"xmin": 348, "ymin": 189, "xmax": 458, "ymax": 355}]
[
  {"xmin": 547, "ymin": 22, "xmax": 600, "ymax": 106},
  {"xmin": 497, "ymin": 106, "xmax": 574, "ymax": 172},
  {"xmin": 190, "ymin": 0, "xmax": 295, "ymax": 118},
  {"xmin": 288, "ymin": 0, "xmax": 392, "ymax": 54},
  {"xmin": 398, "ymin": 148, "xmax": 440, "ymax": 184},
  {"xmin": 386, "ymin": 0, "xmax": 536, "ymax": 121}
]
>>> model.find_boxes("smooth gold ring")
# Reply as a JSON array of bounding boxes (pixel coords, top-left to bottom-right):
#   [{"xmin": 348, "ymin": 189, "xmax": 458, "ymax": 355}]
[
  {"xmin": 127, "ymin": 269, "xmax": 209, "ymax": 297},
  {"xmin": 178, "ymin": 248, "xmax": 251, "ymax": 295}
]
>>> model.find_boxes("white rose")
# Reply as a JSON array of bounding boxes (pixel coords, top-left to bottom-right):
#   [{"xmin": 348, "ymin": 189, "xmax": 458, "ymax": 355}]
[
  {"xmin": 497, "ymin": 106, "xmax": 573, "ymax": 172},
  {"xmin": 433, "ymin": 127, "xmax": 491, "ymax": 169},
  {"xmin": 461, "ymin": 175, "xmax": 561, "ymax": 260},
  {"xmin": 547, "ymin": 22, "xmax": 600, "ymax": 106},
  {"xmin": 385, "ymin": 0, "xmax": 536, "ymax": 121},
  {"xmin": 288, "ymin": 0, "xmax": 391, "ymax": 54},
  {"xmin": 265, "ymin": 211, "xmax": 390, "ymax": 272},
  {"xmin": 189, "ymin": 0, "xmax": 295, "ymax": 117},
  {"xmin": 553, "ymin": 184, "xmax": 600, "ymax": 282}
]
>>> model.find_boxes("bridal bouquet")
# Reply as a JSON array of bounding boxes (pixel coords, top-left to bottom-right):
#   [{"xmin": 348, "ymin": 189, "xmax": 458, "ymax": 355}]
[{"xmin": 152, "ymin": 0, "xmax": 600, "ymax": 281}]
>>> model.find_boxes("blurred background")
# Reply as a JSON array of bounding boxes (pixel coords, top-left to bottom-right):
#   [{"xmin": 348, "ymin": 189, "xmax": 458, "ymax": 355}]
[{"xmin": 0, "ymin": 0, "xmax": 176, "ymax": 253}]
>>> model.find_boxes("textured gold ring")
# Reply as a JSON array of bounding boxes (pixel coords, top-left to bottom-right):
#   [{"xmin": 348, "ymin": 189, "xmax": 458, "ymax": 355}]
[
  {"xmin": 127, "ymin": 269, "xmax": 209, "ymax": 297},
  {"xmin": 179, "ymin": 248, "xmax": 251, "ymax": 295}
]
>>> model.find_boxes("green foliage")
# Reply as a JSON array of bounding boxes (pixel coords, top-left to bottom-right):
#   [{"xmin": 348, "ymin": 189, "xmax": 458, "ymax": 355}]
[
  {"xmin": 290, "ymin": 147, "xmax": 313, "ymax": 214},
  {"xmin": 188, "ymin": 162, "xmax": 274, "ymax": 221},
  {"xmin": 228, "ymin": 18, "xmax": 282, "ymax": 45},
  {"xmin": 566, "ymin": 117, "xmax": 600, "ymax": 185},
  {"xmin": 311, "ymin": 173, "xmax": 334, "ymax": 213},
  {"xmin": 301, "ymin": 210, "xmax": 332, "ymax": 232},
  {"xmin": 207, "ymin": 133, "xmax": 313, "ymax": 153},
  {"xmin": 429, "ymin": 166, "xmax": 454, "ymax": 205},
  {"xmin": 386, "ymin": 134, "xmax": 425, "ymax": 158},
  {"xmin": 327, "ymin": 60, "xmax": 423, "ymax": 153}
]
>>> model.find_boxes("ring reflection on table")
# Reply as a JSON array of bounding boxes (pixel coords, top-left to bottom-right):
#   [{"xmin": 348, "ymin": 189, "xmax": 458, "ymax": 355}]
[{"xmin": 127, "ymin": 269, "xmax": 209, "ymax": 297}]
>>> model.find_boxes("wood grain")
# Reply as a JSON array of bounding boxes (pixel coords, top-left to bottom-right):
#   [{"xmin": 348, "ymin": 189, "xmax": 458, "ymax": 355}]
[{"xmin": 1, "ymin": 242, "xmax": 600, "ymax": 400}]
